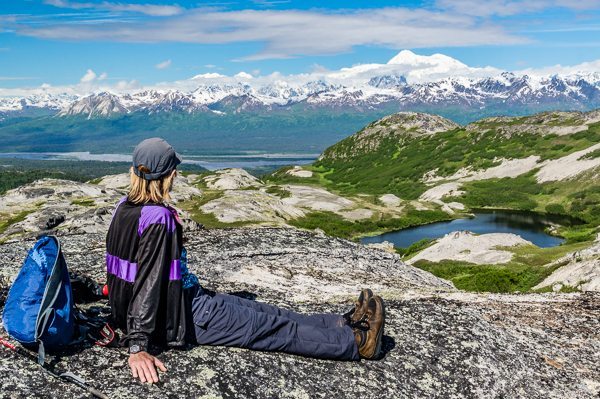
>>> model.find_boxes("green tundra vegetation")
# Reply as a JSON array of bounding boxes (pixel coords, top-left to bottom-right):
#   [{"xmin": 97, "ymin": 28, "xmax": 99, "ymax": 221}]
[
  {"xmin": 265, "ymin": 111, "xmax": 600, "ymax": 293},
  {"xmin": 412, "ymin": 240, "xmax": 592, "ymax": 292},
  {"xmin": 313, "ymin": 123, "xmax": 599, "ymax": 200},
  {"xmin": 268, "ymin": 114, "xmax": 600, "ymax": 234},
  {"xmin": 288, "ymin": 208, "xmax": 450, "ymax": 240}
]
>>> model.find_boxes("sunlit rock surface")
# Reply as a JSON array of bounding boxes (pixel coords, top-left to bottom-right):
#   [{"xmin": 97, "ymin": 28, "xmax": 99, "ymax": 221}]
[{"xmin": 0, "ymin": 228, "xmax": 598, "ymax": 398}]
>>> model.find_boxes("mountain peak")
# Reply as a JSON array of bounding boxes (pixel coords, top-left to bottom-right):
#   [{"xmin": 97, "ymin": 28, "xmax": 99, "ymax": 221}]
[{"xmin": 387, "ymin": 50, "xmax": 467, "ymax": 69}]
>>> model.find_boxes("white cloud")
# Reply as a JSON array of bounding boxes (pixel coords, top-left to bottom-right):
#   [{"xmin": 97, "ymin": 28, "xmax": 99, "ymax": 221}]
[
  {"xmin": 516, "ymin": 59, "xmax": 600, "ymax": 76},
  {"xmin": 17, "ymin": 7, "xmax": 528, "ymax": 60},
  {"xmin": 191, "ymin": 72, "xmax": 226, "ymax": 79},
  {"xmin": 155, "ymin": 59, "xmax": 172, "ymax": 69},
  {"xmin": 435, "ymin": 0, "xmax": 600, "ymax": 17},
  {"xmin": 79, "ymin": 69, "xmax": 108, "ymax": 84},
  {"xmin": 80, "ymin": 69, "xmax": 97, "ymax": 83},
  {"xmin": 115, "ymin": 79, "xmax": 140, "ymax": 90},
  {"xmin": 234, "ymin": 72, "xmax": 253, "ymax": 79},
  {"xmin": 44, "ymin": 0, "xmax": 183, "ymax": 17}
]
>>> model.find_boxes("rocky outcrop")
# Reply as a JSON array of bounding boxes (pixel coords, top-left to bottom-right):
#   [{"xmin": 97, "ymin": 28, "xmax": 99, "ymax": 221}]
[
  {"xmin": 318, "ymin": 112, "xmax": 460, "ymax": 160},
  {"xmin": 280, "ymin": 184, "xmax": 358, "ymax": 214},
  {"xmin": 202, "ymin": 168, "xmax": 262, "ymax": 190},
  {"xmin": 0, "ymin": 228, "xmax": 598, "ymax": 398},
  {"xmin": 0, "ymin": 178, "xmax": 123, "ymax": 237},
  {"xmin": 286, "ymin": 166, "xmax": 313, "ymax": 178},
  {"xmin": 408, "ymin": 231, "xmax": 532, "ymax": 265},
  {"xmin": 200, "ymin": 190, "xmax": 305, "ymax": 224},
  {"xmin": 95, "ymin": 173, "xmax": 202, "ymax": 202},
  {"xmin": 465, "ymin": 110, "xmax": 600, "ymax": 137},
  {"xmin": 0, "ymin": 175, "xmax": 202, "ymax": 240},
  {"xmin": 534, "ymin": 234, "xmax": 600, "ymax": 292}
]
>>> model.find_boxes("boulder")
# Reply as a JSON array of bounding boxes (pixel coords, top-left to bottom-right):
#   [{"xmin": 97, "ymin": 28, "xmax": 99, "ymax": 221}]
[
  {"xmin": 408, "ymin": 231, "xmax": 532, "ymax": 265},
  {"xmin": 534, "ymin": 235, "xmax": 600, "ymax": 292},
  {"xmin": 203, "ymin": 168, "xmax": 262, "ymax": 190}
]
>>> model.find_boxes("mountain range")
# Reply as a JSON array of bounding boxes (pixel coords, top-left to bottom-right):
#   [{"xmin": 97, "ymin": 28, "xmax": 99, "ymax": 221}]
[
  {"xmin": 1, "ymin": 50, "xmax": 599, "ymax": 153},
  {"xmin": 2, "ymin": 71, "xmax": 599, "ymax": 120}
]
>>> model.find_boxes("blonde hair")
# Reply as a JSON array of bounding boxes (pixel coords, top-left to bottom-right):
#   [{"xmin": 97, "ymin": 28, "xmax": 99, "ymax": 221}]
[{"xmin": 128, "ymin": 166, "xmax": 176, "ymax": 204}]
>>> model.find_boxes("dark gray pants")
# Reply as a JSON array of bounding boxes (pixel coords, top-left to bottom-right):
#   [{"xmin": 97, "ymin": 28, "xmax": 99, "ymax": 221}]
[{"xmin": 191, "ymin": 288, "xmax": 359, "ymax": 360}]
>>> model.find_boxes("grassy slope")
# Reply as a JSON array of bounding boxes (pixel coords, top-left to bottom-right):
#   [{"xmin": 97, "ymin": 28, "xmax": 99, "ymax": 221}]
[
  {"xmin": 266, "ymin": 111, "xmax": 600, "ymax": 292},
  {"xmin": 313, "ymin": 120, "xmax": 600, "ymax": 201},
  {"xmin": 413, "ymin": 241, "xmax": 592, "ymax": 292}
]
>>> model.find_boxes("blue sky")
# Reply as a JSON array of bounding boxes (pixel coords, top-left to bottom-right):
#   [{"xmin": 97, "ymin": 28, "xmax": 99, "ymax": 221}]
[{"xmin": 1, "ymin": 0, "xmax": 599, "ymax": 90}]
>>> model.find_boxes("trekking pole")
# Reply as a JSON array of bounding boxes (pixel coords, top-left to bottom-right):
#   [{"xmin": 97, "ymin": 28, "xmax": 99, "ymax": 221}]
[{"xmin": 0, "ymin": 336, "xmax": 109, "ymax": 399}]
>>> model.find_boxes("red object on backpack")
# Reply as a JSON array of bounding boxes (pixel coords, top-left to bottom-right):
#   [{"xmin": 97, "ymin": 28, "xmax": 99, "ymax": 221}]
[{"xmin": 102, "ymin": 285, "xmax": 109, "ymax": 297}]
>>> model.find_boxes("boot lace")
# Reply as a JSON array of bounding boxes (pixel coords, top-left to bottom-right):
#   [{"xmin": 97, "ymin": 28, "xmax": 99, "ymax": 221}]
[{"xmin": 349, "ymin": 314, "xmax": 370, "ymax": 331}]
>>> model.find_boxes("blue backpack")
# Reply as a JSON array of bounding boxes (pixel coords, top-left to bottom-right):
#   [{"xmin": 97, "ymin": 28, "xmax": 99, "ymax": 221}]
[{"xmin": 2, "ymin": 235, "xmax": 75, "ymax": 364}]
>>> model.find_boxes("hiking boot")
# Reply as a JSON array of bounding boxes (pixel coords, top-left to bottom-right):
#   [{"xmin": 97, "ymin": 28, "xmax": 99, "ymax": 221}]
[
  {"xmin": 352, "ymin": 295, "xmax": 385, "ymax": 359},
  {"xmin": 343, "ymin": 288, "xmax": 373, "ymax": 325}
]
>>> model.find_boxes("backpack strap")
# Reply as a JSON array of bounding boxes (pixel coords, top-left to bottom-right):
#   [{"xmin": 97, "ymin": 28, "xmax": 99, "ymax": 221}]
[{"xmin": 37, "ymin": 340, "xmax": 46, "ymax": 366}]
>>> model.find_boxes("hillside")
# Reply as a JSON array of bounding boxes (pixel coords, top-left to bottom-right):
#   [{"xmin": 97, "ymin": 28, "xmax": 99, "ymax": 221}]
[
  {"xmin": 286, "ymin": 110, "xmax": 600, "ymax": 228},
  {"xmin": 264, "ymin": 110, "xmax": 600, "ymax": 292}
]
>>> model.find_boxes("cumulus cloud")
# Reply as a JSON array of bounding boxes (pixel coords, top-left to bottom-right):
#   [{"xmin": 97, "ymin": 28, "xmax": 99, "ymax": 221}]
[
  {"xmin": 516, "ymin": 59, "xmax": 600, "ymax": 76},
  {"xmin": 115, "ymin": 79, "xmax": 140, "ymax": 90},
  {"xmin": 79, "ymin": 69, "xmax": 97, "ymax": 83},
  {"xmin": 79, "ymin": 69, "xmax": 107, "ymax": 83},
  {"xmin": 155, "ymin": 59, "xmax": 172, "ymax": 69},
  {"xmin": 234, "ymin": 72, "xmax": 253, "ymax": 79},
  {"xmin": 44, "ymin": 0, "xmax": 183, "ymax": 17},
  {"xmin": 191, "ymin": 72, "xmax": 226, "ymax": 79}
]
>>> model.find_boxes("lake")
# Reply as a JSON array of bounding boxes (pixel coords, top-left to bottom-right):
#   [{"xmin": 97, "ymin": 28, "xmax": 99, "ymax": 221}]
[{"xmin": 360, "ymin": 210, "xmax": 582, "ymax": 249}]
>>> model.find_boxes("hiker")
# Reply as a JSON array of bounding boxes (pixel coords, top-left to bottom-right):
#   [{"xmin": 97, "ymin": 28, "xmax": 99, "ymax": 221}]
[{"xmin": 105, "ymin": 138, "xmax": 386, "ymax": 384}]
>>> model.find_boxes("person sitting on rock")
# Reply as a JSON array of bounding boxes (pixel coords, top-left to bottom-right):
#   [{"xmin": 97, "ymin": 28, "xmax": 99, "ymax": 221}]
[{"xmin": 105, "ymin": 137, "xmax": 386, "ymax": 384}]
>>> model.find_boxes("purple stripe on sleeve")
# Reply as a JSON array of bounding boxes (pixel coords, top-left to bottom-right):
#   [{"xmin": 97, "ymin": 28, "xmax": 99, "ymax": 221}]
[
  {"xmin": 138, "ymin": 205, "xmax": 177, "ymax": 236},
  {"xmin": 169, "ymin": 259, "xmax": 181, "ymax": 281},
  {"xmin": 106, "ymin": 253, "xmax": 138, "ymax": 282}
]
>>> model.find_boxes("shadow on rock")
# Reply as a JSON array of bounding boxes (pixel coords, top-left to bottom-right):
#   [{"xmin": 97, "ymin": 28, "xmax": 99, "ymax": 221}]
[{"xmin": 378, "ymin": 334, "xmax": 396, "ymax": 360}]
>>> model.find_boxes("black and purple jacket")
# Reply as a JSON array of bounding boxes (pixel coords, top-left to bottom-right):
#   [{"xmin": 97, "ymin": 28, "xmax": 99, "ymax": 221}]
[{"xmin": 105, "ymin": 197, "xmax": 195, "ymax": 351}]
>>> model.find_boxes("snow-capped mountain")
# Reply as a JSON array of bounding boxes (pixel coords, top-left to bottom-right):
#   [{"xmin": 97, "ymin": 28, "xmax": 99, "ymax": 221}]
[
  {"xmin": 1, "ymin": 50, "xmax": 599, "ymax": 119},
  {"xmin": 2, "ymin": 71, "xmax": 599, "ymax": 120},
  {"xmin": 0, "ymin": 92, "xmax": 76, "ymax": 118}
]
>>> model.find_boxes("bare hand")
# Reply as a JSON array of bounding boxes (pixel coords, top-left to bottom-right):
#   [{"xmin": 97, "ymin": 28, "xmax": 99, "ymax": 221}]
[{"xmin": 128, "ymin": 351, "xmax": 167, "ymax": 383}]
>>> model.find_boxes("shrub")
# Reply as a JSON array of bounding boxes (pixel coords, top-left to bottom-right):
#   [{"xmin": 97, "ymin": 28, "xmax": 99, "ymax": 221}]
[{"xmin": 545, "ymin": 203, "xmax": 566, "ymax": 215}]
